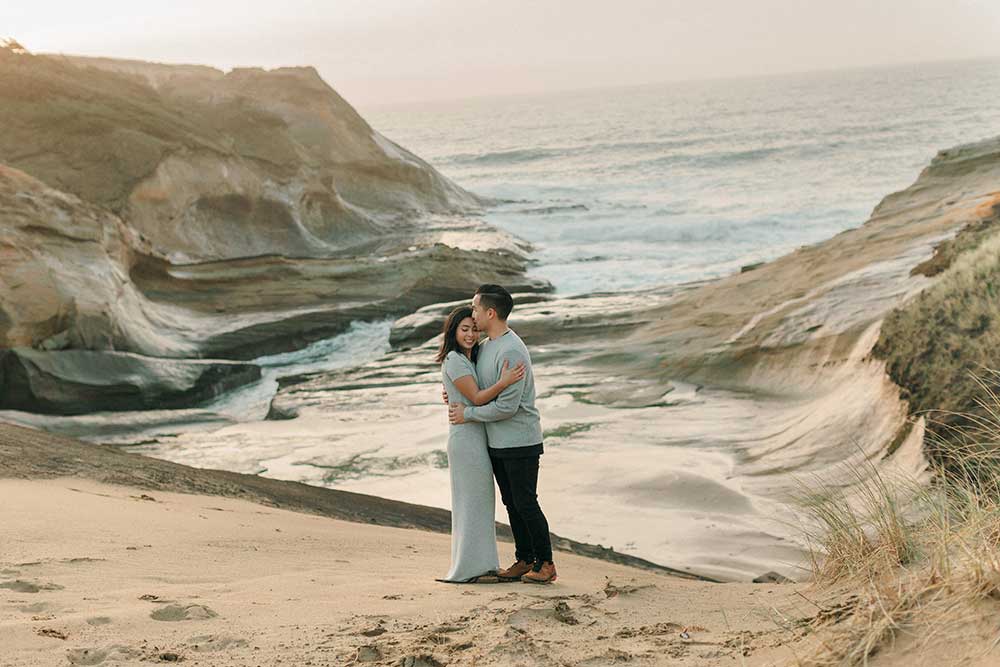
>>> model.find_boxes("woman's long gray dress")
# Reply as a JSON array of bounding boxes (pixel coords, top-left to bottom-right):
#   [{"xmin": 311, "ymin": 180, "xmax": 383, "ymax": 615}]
[{"xmin": 439, "ymin": 350, "xmax": 500, "ymax": 582}]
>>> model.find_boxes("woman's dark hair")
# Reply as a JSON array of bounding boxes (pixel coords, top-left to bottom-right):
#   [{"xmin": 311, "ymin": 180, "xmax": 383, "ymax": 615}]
[{"xmin": 436, "ymin": 306, "xmax": 479, "ymax": 364}]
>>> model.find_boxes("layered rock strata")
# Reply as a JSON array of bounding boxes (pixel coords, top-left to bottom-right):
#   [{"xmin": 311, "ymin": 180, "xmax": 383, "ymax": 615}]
[{"xmin": 0, "ymin": 46, "xmax": 549, "ymax": 413}]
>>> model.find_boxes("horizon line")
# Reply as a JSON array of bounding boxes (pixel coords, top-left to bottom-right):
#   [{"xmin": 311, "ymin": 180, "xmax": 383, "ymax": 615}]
[
  {"xmin": 360, "ymin": 54, "xmax": 1000, "ymax": 110},
  {"xmin": 16, "ymin": 40, "xmax": 1000, "ymax": 111}
]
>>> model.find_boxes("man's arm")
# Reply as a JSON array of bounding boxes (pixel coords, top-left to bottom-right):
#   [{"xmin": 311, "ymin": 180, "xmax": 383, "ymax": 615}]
[{"xmin": 462, "ymin": 352, "xmax": 528, "ymax": 423}]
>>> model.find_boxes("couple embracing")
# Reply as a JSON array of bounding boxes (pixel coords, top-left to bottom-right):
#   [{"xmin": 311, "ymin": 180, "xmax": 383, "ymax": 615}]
[{"xmin": 436, "ymin": 284, "xmax": 557, "ymax": 585}]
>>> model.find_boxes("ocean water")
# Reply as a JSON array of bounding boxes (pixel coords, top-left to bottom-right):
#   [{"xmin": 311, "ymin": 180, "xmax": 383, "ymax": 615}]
[
  {"xmin": 367, "ymin": 58, "xmax": 1000, "ymax": 295},
  {"xmin": 205, "ymin": 319, "xmax": 393, "ymax": 423},
  {"xmin": 0, "ymin": 320, "xmax": 393, "ymax": 445}
]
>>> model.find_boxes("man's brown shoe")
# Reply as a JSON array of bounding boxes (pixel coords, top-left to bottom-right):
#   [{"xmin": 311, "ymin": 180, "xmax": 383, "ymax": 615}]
[
  {"xmin": 521, "ymin": 561, "xmax": 557, "ymax": 584},
  {"xmin": 497, "ymin": 559, "xmax": 534, "ymax": 582}
]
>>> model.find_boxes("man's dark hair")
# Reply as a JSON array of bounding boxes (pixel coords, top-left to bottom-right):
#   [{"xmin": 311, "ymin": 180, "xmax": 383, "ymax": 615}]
[{"xmin": 476, "ymin": 284, "xmax": 514, "ymax": 321}]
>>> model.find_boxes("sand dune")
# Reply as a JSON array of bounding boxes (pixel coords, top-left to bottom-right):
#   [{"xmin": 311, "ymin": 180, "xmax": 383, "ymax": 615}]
[
  {"xmin": 0, "ymin": 477, "xmax": 812, "ymax": 666},
  {"xmin": 3, "ymin": 433, "xmax": 1000, "ymax": 666}
]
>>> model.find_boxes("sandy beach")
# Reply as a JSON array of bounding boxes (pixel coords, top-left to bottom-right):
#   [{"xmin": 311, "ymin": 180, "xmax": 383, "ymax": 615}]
[{"xmin": 2, "ymin": 476, "xmax": 814, "ymax": 667}]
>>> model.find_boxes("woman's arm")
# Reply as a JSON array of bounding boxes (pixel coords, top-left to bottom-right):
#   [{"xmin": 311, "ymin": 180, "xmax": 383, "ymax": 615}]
[{"xmin": 451, "ymin": 360, "xmax": 525, "ymax": 406}]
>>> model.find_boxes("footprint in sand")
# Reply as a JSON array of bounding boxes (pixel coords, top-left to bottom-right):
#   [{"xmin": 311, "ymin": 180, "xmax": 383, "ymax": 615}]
[
  {"xmin": 186, "ymin": 634, "xmax": 249, "ymax": 652},
  {"xmin": 603, "ymin": 579, "xmax": 656, "ymax": 599},
  {"xmin": 400, "ymin": 655, "xmax": 445, "ymax": 667},
  {"xmin": 507, "ymin": 600, "xmax": 586, "ymax": 629},
  {"xmin": 356, "ymin": 645, "xmax": 382, "ymax": 662},
  {"xmin": 0, "ymin": 579, "xmax": 64, "ymax": 593},
  {"xmin": 66, "ymin": 645, "xmax": 138, "ymax": 665},
  {"xmin": 150, "ymin": 604, "xmax": 218, "ymax": 622},
  {"xmin": 18, "ymin": 601, "xmax": 50, "ymax": 613},
  {"xmin": 422, "ymin": 633, "xmax": 452, "ymax": 646},
  {"xmin": 36, "ymin": 627, "xmax": 68, "ymax": 640},
  {"xmin": 577, "ymin": 648, "xmax": 634, "ymax": 666}
]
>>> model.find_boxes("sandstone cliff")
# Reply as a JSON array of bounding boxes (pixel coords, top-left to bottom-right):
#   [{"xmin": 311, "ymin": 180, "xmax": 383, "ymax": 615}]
[
  {"xmin": 0, "ymin": 45, "xmax": 549, "ymax": 413},
  {"xmin": 0, "ymin": 48, "xmax": 480, "ymax": 261}
]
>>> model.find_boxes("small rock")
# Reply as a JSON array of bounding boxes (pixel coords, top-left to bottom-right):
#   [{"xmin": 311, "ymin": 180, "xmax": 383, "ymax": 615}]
[{"xmin": 752, "ymin": 571, "xmax": 793, "ymax": 584}]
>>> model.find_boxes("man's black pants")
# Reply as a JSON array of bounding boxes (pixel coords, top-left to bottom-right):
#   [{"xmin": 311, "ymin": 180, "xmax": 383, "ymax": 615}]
[{"xmin": 490, "ymin": 454, "xmax": 552, "ymax": 563}]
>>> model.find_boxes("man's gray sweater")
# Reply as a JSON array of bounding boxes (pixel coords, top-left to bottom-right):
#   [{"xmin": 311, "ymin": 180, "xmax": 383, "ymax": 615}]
[{"xmin": 463, "ymin": 329, "xmax": 543, "ymax": 450}]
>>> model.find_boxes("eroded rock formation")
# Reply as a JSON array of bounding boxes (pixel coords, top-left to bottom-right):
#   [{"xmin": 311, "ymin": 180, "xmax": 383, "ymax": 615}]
[{"xmin": 0, "ymin": 45, "xmax": 550, "ymax": 413}]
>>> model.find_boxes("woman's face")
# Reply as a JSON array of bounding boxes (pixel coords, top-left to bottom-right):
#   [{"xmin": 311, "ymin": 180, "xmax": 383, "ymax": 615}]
[{"xmin": 455, "ymin": 317, "xmax": 478, "ymax": 351}]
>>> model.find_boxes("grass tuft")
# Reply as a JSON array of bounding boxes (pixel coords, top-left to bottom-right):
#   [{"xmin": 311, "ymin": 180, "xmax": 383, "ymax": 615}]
[{"xmin": 796, "ymin": 374, "xmax": 1000, "ymax": 664}]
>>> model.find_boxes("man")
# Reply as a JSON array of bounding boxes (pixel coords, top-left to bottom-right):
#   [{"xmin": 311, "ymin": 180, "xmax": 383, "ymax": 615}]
[{"xmin": 447, "ymin": 284, "xmax": 556, "ymax": 584}]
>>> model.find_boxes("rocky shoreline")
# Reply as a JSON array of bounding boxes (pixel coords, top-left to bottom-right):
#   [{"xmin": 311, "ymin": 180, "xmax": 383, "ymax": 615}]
[{"xmin": 0, "ymin": 46, "xmax": 550, "ymax": 414}]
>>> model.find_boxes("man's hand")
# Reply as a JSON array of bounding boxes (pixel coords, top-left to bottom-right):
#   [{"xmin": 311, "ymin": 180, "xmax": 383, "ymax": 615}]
[
  {"xmin": 442, "ymin": 387, "xmax": 449, "ymax": 404},
  {"xmin": 448, "ymin": 403, "xmax": 467, "ymax": 424}
]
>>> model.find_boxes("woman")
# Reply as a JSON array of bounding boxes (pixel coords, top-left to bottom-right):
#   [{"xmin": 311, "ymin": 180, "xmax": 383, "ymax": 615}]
[{"xmin": 435, "ymin": 305, "xmax": 524, "ymax": 583}]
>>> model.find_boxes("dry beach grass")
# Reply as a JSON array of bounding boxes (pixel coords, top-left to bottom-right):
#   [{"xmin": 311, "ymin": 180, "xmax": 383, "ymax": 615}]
[{"xmin": 792, "ymin": 383, "xmax": 1000, "ymax": 666}]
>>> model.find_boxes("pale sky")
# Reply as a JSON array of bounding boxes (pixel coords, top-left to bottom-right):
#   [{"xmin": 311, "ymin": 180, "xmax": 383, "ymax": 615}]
[{"xmin": 5, "ymin": 1, "xmax": 1000, "ymax": 108}]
